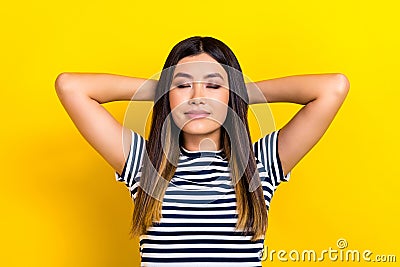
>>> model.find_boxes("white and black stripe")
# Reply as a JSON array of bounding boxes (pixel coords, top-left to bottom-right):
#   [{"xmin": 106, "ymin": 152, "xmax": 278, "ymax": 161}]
[{"xmin": 115, "ymin": 129, "xmax": 290, "ymax": 267}]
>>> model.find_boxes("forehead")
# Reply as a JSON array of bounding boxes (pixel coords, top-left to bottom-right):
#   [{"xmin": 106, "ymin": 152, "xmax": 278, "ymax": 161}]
[
  {"xmin": 177, "ymin": 53, "xmax": 218, "ymax": 64},
  {"xmin": 174, "ymin": 54, "xmax": 228, "ymax": 80}
]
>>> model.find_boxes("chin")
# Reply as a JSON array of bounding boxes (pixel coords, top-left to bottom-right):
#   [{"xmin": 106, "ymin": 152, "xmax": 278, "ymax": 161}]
[{"xmin": 181, "ymin": 121, "xmax": 221, "ymax": 135}]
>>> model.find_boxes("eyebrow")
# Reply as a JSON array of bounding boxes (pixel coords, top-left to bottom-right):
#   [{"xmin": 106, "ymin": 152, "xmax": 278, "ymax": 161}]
[{"xmin": 173, "ymin": 72, "xmax": 224, "ymax": 81}]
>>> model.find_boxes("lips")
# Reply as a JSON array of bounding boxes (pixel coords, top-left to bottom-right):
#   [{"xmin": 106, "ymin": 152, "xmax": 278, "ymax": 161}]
[
  {"xmin": 184, "ymin": 110, "xmax": 211, "ymax": 119},
  {"xmin": 184, "ymin": 109, "xmax": 211, "ymax": 115}
]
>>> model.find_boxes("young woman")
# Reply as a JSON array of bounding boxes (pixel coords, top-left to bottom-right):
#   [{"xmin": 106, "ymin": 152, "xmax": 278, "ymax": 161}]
[{"xmin": 55, "ymin": 36, "xmax": 349, "ymax": 266}]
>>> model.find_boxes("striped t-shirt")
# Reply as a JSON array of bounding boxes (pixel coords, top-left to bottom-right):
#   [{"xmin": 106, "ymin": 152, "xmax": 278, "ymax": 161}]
[{"xmin": 115, "ymin": 129, "xmax": 291, "ymax": 267}]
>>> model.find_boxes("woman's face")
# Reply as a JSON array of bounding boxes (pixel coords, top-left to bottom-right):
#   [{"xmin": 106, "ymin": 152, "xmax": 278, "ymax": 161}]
[{"xmin": 169, "ymin": 53, "xmax": 230, "ymax": 137}]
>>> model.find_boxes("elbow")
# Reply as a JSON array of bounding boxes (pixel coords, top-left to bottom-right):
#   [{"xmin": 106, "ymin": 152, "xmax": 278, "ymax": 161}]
[
  {"xmin": 325, "ymin": 73, "xmax": 349, "ymax": 100},
  {"xmin": 334, "ymin": 73, "xmax": 350, "ymax": 97},
  {"xmin": 55, "ymin": 72, "xmax": 73, "ymax": 95}
]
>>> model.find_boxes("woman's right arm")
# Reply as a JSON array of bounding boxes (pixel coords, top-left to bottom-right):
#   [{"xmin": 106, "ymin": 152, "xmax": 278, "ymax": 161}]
[{"xmin": 54, "ymin": 72, "xmax": 156, "ymax": 175}]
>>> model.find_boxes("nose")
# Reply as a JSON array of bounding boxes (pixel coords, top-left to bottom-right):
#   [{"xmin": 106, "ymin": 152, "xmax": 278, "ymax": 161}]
[{"xmin": 189, "ymin": 82, "xmax": 206, "ymax": 104}]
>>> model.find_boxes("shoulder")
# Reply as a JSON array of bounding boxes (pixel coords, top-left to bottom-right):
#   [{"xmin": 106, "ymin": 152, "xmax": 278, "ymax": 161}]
[
  {"xmin": 253, "ymin": 130, "xmax": 291, "ymax": 188},
  {"xmin": 115, "ymin": 130, "xmax": 146, "ymax": 189}
]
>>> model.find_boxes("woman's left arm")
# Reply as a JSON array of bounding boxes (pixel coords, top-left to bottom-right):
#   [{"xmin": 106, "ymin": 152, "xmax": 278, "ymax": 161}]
[{"xmin": 246, "ymin": 73, "xmax": 350, "ymax": 176}]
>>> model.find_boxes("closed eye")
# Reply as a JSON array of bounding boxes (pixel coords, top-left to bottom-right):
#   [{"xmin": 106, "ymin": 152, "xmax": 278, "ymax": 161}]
[
  {"xmin": 206, "ymin": 83, "xmax": 221, "ymax": 89},
  {"xmin": 177, "ymin": 84, "xmax": 190, "ymax": 88},
  {"xmin": 175, "ymin": 83, "xmax": 222, "ymax": 89}
]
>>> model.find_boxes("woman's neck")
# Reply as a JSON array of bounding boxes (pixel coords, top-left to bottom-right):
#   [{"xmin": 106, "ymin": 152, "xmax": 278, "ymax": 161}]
[{"xmin": 181, "ymin": 130, "xmax": 221, "ymax": 152}]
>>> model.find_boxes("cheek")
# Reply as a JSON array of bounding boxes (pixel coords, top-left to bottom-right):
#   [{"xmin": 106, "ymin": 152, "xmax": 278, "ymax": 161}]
[
  {"xmin": 219, "ymin": 88, "xmax": 230, "ymax": 103},
  {"xmin": 217, "ymin": 90, "xmax": 230, "ymax": 110},
  {"xmin": 212, "ymin": 105, "xmax": 228, "ymax": 124},
  {"xmin": 169, "ymin": 90, "xmax": 187, "ymax": 110},
  {"xmin": 169, "ymin": 91, "xmax": 185, "ymax": 128},
  {"xmin": 224, "ymin": 92, "xmax": 230, "ymax": 105},
  {"xmin": 168, "ymin": 91, "xmax": 176, "ymax": 110},
  {"xmin": 211, "ymin": 96, "xmax": 229, "ymax": 124}
]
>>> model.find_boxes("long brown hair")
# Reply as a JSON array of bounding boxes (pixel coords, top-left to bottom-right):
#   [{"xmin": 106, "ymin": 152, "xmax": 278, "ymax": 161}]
[{"xmin": 130, "ymin": 36, "xmax": 267, "ymax": 241}]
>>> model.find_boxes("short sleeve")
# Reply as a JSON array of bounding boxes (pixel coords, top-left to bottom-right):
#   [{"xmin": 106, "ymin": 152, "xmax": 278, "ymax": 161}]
[
  {"xmin": 115, "ymin": 129, "xmax": 146, "ymax": 190},
  {"xmin": 253, "ymin": 129, "xmax": 291, "ymax": 189}
]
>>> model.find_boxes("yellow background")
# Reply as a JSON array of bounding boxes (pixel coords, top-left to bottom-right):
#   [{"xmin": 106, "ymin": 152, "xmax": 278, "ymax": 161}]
[{"xmin": 1, "ymin": 0, "xmax": 399, "ymax": 266}]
